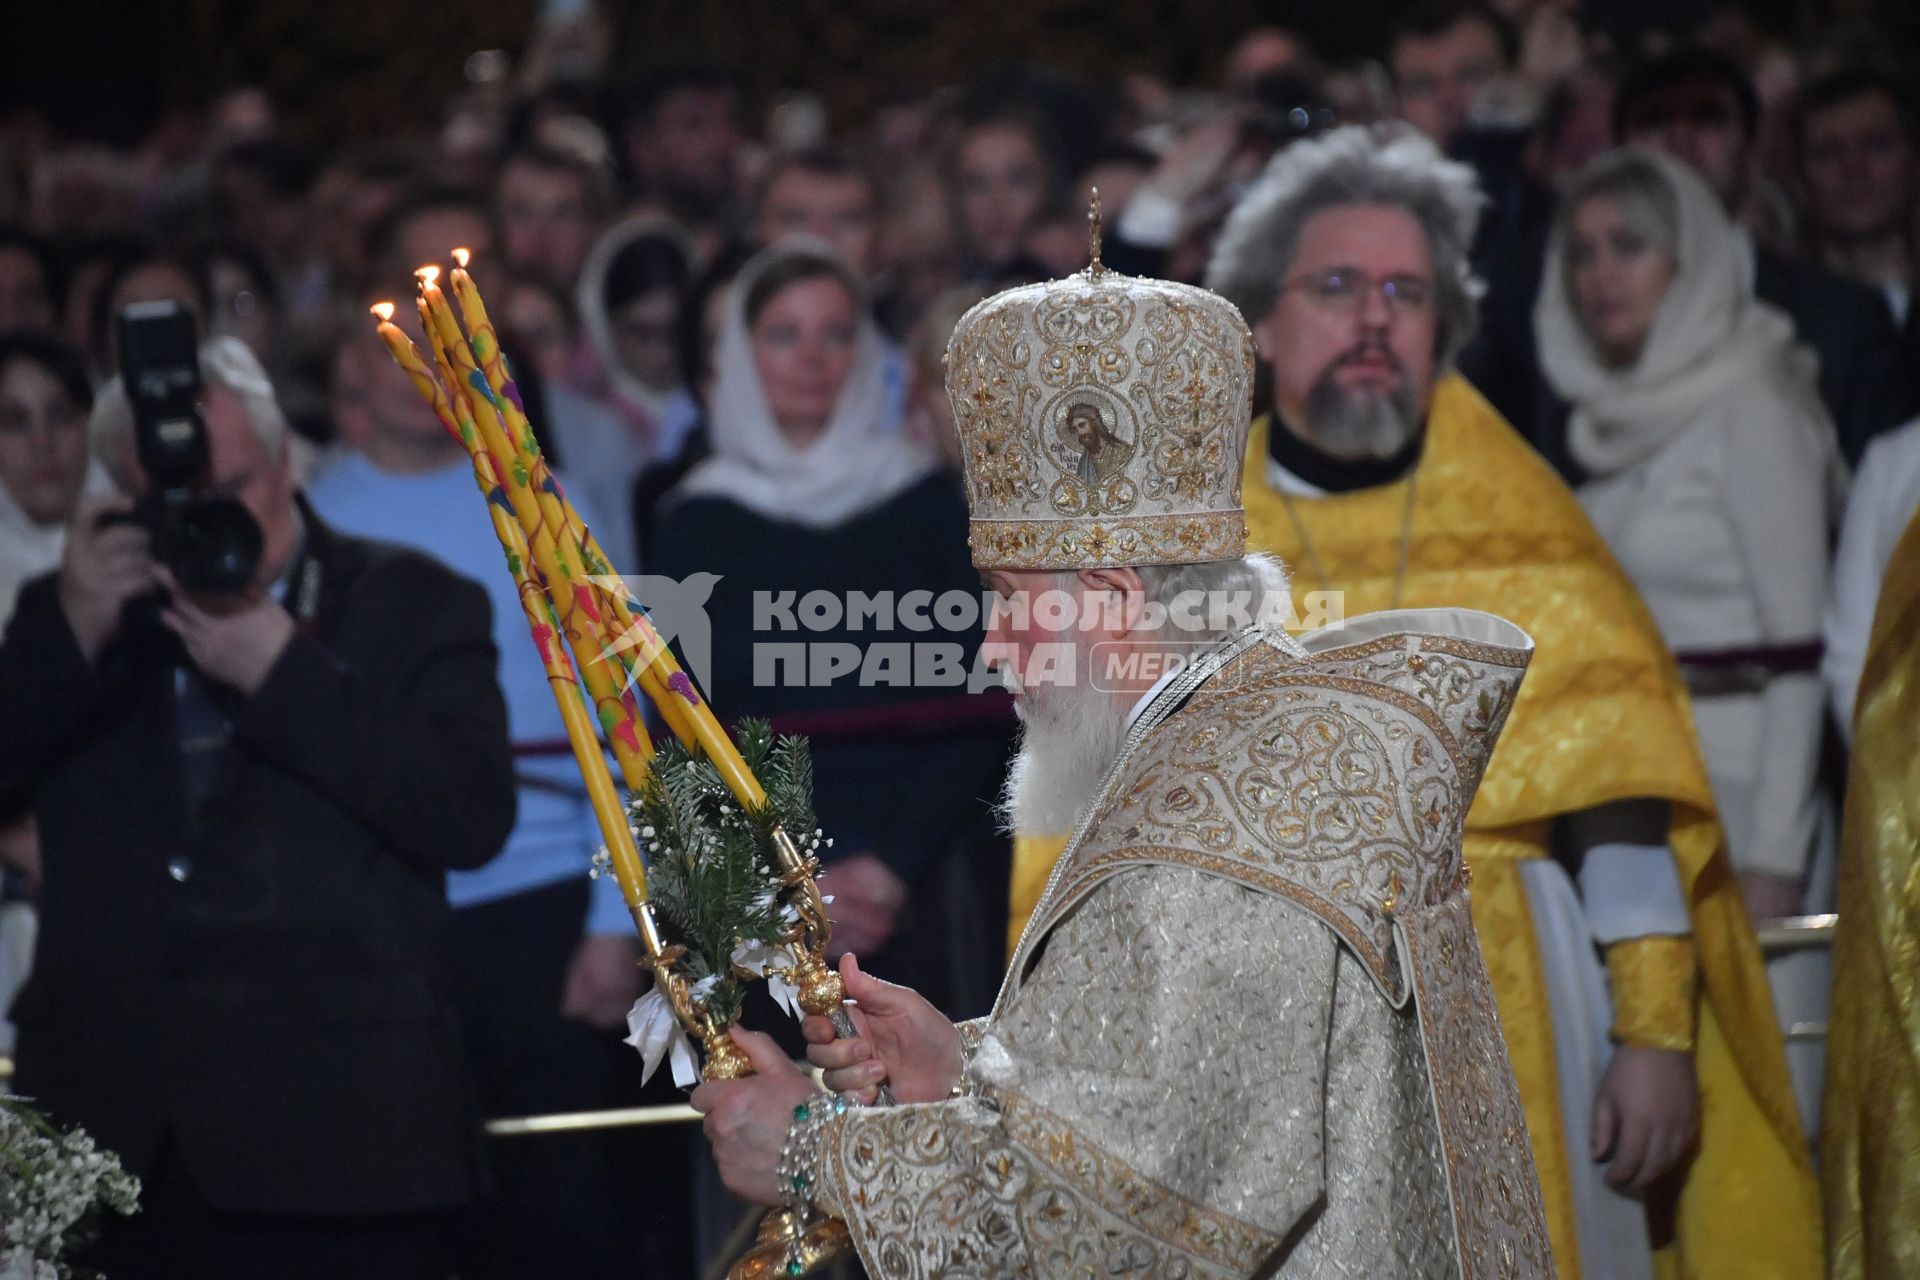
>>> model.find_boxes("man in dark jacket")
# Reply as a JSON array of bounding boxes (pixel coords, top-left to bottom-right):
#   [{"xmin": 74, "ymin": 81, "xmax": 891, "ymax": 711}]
[{"xmin": 0, "ymin": 336, "xmax": 515, "ymax": 1279}]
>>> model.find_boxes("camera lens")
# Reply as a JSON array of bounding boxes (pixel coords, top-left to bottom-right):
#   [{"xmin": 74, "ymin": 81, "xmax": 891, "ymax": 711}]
[{"xmin": 163, "ymin": 497, "xmax": 264, "ymax": 596}]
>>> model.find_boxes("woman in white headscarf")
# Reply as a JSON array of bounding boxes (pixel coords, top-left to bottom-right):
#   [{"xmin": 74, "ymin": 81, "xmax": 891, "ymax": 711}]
[
  {"xmin": 1536, "ymin": 146, "xmax": 1839, "ymax": 1130},
  {"xmin": 652, "ymin": 239, "xmax": 1013, "ymax": 1270},
  {"xmin": 1538, "ymin": 146, "xmax": 1838, "ymax": 907},
  {"xmin": 574, "ymin": 214, "xmax": 701, "ymax": 465}
]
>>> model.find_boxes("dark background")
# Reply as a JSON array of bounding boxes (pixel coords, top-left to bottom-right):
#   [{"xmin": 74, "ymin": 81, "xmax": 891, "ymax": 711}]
[{"xmin": 15, "ymin": 0, "xmax": 1892, "ymax": 147}]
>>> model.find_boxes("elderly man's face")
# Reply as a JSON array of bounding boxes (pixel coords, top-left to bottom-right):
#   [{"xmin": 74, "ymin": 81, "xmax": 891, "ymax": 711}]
[
  {"xmin": 980, "ymin": 567, "xmax": 1141, "ymax": 697},
  {"xmin": 985, "ymin": 566, "xmax": 1143, "ymax": 836},
  {"xmin": 983, "ymin": 568, "xmax": 1077, "ymax": 696},
  {"xmin": 1256, "ymin": 204, "xmax": 1437, "ymax": 458}
]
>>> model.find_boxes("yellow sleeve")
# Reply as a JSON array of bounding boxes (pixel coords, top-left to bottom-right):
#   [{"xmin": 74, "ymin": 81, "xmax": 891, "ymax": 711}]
[{"xmin": 1607, "ymin": 934, "xmax": 1698, "ymax": 1052}]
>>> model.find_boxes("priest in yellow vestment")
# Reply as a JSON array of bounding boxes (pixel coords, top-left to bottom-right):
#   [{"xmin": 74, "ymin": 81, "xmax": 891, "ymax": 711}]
[
  {"xmin": 1008, "ymin": 123, "xmax": 1817, "ymax": 1279},
  {"xmin": 1822, "ymin": 501, "xmax": 1920, "ymax": 1279}
]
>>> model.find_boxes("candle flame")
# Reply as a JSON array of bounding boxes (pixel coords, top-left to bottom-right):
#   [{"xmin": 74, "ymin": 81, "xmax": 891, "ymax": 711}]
[
  {"xmin": 452, "ymin": 247, "xmax": 471, "ymax": 268},
  {"xmin": 416, "ymin": 264, "xmax": 442, "ymax": 285},
  {"xmin": 371, "ymin": 301, "xmax": 396, "ymax": 322}
]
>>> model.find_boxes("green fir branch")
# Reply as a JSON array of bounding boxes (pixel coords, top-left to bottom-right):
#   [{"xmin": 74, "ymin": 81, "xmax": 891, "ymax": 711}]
[{"xmin": 627, "ymin": 720, "xmax": 819, "ymax": 1030}]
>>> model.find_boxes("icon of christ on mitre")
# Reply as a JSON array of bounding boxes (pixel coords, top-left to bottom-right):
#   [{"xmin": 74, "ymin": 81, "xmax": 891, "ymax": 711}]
[{"xmin": 691, "ymin": 230, "xmax": 1556, "ymax": 1279}]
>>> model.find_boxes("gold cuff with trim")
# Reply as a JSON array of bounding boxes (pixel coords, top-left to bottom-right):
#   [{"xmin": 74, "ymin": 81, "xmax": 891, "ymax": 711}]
[{"xmin": 1608, "ymin": 934, "xmax": 1698, "ymax": 1052}]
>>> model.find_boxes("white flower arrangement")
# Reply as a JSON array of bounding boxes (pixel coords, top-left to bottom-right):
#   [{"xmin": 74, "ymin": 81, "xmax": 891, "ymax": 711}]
[{"xmin": 0, "ymin": 1095, "xmax": 139, "ymax": 1279}]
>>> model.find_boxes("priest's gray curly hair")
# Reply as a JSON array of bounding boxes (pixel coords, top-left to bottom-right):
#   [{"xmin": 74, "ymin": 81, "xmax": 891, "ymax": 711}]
[{"xmin": 1205, "ymin": 123, "xmax": 1488, "ymax": 369}]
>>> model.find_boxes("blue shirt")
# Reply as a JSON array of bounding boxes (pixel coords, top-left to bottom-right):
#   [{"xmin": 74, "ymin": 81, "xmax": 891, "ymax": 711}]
[{"xmin": 307, "ymin": 453, "xmax": 631, "ymax": 934}]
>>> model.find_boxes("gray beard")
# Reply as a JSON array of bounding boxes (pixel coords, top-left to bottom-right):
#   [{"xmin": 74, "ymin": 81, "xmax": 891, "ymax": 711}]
[
  {"xmin": 1302, "ymin": 370, "xmax": 1419, "ymax": 461},
  {"xmin": 999, "ymin": 679, "xmax": 1131, "ymax": 839}
]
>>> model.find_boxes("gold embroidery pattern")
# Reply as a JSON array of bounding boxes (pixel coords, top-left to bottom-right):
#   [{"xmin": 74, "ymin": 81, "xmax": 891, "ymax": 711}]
[
  {"xmin": 946, "ymin": 268, "xmax": 1255, "ymax": 571},
  {"xmin": 968, "ymin": 511, "xmax": 1247, "ymax": 572},
  {"xmin": 1034, "ymin": 647, "xmax": 1485, "ymax": 1003},
  {"xmin": 824, "ymin": 1090, "xmax": 1269, "ymax": 1280},
  {"xmin": 1304, "ymin": 631, "xmax": 1533, "ymax": 673},
  {"xmin": 1400, "ymin": 893, "xmax": 1558, "ymax": 1279},
  {"xmin": 1303, "ymin": 639, "xmax": 1528, "ymax": 799},
  {"xmin": 1016, "ymin": 621, "xmax": 1553, "ymax": 1276}
]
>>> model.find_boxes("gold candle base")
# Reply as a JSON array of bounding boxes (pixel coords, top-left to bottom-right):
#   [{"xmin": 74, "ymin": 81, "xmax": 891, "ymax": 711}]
[
  {"xmin": 728, "ymin": 1208, "xmax": 854, "ymax": 1279},
  {"xmin": 639, "ymin": 935, "xmax": 752, "ymax": 1081},
  {"xmin": 700, "ymin": 1025, "xmax": 753, "ymax": 1080}
]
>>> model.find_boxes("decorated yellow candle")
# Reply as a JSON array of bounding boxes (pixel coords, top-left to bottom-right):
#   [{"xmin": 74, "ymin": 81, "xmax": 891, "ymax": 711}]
[
  {"xmin": 445, "ymin": 255, "xmax": 661, "ymax": 661},
  {"xmin": 446, "ymin": 250, "xmax": 763, "ymax": 805},
  {"xmin": 410, "ymin": 291, "xmax": 659, "ymax": 790},
  {"xmin": 369, "ymin": 303, "xmax": 460, "ymax": 436},
  {"xmin": 438, "ymin": 257, "xmax": 731, "ymax": 788},
  {"xmin": 368, "ymin": 304, "xmax": 652, "ymax": 909}
]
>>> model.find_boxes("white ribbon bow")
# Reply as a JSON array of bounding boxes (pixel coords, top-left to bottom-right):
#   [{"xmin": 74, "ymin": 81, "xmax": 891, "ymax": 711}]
[
  {"xmin": 731, "ymin": 939, "xmax": 804, "ymax": 1020},
  {"xmin": 624, "ymin": 989, "xmax": 699, "ymax": 1088}
]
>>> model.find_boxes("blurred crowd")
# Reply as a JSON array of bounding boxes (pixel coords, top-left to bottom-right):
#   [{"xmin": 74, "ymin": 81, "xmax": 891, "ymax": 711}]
[{"xmin": 1, "ymin": 0, "xmax": 1918, "ymax": 1276}]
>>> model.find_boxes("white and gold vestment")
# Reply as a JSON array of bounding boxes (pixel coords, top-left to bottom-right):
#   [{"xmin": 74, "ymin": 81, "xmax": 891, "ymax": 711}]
[{"xmin": 813, "ymin": 610, "xmax": 1553, "ymax": 1279}]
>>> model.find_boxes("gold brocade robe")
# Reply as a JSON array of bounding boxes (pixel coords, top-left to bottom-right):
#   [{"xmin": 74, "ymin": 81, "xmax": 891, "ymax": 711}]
[
  {"xmin": 820, "ymin": 615, "xmax": 1553, "ymax": 1278},
  {"xmin": 1822, "ymin": 503, "xmax": 1920, "ymax": 1280}
]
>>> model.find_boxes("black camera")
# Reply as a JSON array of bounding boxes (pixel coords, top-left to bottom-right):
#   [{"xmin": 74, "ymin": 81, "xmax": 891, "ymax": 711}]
[
  {"xmin": 1241, "ymin": 71, "xmax": 1339, "ymax": 152},
  {"xmin": 115, "ymin": 302, "xmax": 263, "ymax": 596}
]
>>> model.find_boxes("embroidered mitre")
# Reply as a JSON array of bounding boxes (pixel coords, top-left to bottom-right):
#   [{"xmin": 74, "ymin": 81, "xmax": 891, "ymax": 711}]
[{"xmin": 944, "ymin": 222, "xmax": 1256, "ymax": 571}]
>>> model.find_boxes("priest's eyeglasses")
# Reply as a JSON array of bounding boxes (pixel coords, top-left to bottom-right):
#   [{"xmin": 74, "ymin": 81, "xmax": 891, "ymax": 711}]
[{"xmin": 1283, "ymin": 269, "xmax": 1433, "ymax": 316}]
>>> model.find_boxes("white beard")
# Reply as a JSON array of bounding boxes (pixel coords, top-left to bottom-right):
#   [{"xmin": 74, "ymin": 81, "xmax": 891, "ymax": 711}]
[{"xmin": 999, "ymin": 677, "xmax": 1132, "ymax": 839}]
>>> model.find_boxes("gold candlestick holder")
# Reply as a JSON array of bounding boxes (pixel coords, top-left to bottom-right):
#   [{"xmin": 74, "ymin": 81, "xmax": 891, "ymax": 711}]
[
  {"xmin": 722, "ymin": 827, "xmax": 875, "ymax": 1280},
  {"xmin": 769, "ymin": 830, "xmax": 891, "ymax": 1083},
  {"xmin": 636, "ymin": 925, "xmax": 752, "ymax": 1081},
  {"xmin": 732, "ymin": 1211, "xmax": 854, "ymax": 1279}
]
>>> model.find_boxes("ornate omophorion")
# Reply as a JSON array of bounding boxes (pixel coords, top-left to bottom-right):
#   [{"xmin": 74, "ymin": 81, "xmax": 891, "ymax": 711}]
[{"xmin": 814, "ymin": 610, "xmax": 1554, "ymax": 1279}]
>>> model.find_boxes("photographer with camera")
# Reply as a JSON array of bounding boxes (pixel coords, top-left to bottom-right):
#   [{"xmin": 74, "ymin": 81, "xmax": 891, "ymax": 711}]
[{"xmin": 0, "ymin": 307, "xmax": 516, "ymax": 1280}]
